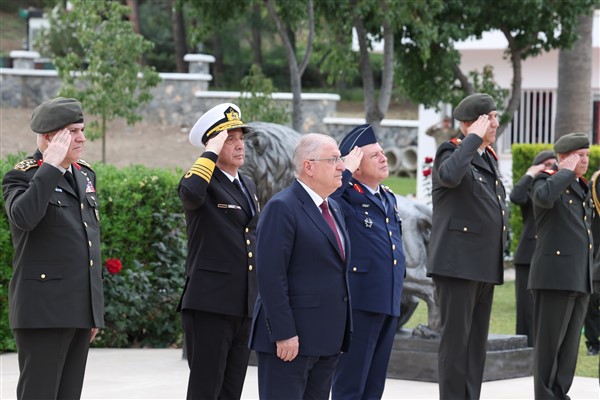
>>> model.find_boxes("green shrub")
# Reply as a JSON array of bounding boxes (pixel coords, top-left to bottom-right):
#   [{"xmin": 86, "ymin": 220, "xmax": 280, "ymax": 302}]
[
  {"xmin": 1, "ymin": 158, "xmax": 187, "ymax": 350},
  {"xmin": 510, "ymin": 144, "xmax": 600, "ymax": 254}
]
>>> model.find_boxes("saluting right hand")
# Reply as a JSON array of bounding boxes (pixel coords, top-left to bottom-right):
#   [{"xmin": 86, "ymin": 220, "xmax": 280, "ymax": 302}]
[
  {"xmin": 43, "ymin": 128, "xmax": 71, "ymax": 168},
  {"xmin": 558, "ymin": 153, "xmax": 580, "ymax": 172},
  {"xmin": 526, "ymin": 163, "xmax": 547, "ymax": 177},
  {"xmin": 205, "ymin": 130, "xmax": 229, "ymax": 155},
  {"xmin": 343, "ymin": 146, "xmax": 363, "ymax": 174},
  {"xmin": 468, "ymin": 115, "xmax": 491, "ymax": 139}
]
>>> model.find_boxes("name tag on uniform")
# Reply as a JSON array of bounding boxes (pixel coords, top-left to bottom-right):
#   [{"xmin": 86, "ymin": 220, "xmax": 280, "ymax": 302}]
[{"xmin": 218, "ymin": 203, "xmax": 242, "ymax": 210}]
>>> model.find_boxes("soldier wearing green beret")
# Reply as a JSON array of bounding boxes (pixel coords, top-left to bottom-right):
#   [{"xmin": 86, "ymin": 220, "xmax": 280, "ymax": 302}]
[
  {"xmin": 2, "ymin": 97, "xmax": 104, "ymax": 399},
  {"xmin": 510, "ymin": 150, "xmax": 557, "ymax": 347},
  {"xmin": 427, "ymin": 92, "xmax": 509, "ymax": 399},
  {"xmin": 528, "ymin": 132, "xmax": 593, "ymax": 398}
]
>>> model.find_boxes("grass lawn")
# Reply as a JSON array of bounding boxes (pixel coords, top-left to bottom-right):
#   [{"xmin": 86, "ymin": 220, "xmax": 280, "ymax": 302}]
[
  {"xmin": 403, "ymin": 280, "xmax": 600, "ymax": 378},
  {"xmin": 383, "ymin": 176, "xmax": 416, "ymax": 196}
]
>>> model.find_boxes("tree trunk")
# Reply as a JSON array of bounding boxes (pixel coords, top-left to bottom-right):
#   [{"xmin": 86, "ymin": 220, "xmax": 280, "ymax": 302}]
[
  {"xmin": 250, "ymin": 3, "xmax": 263, "ymax": 68},
  {"xmin": 554, "ymin": 13, "xmax": 593, "ymax": 139},
  {"xmin": 210, "ymin": 33, "xmax": 224, "ymax": 87},
  {"xmin": 172, "ymin": 0, "xmax": 188, "ymax": 73},
  {"xmin": 377, "ymin": 0, "xmax": 394, "ymax": 125},
  {"xmin": 126, "ymin": 0, "xmax": 145, "ymax": 65},
  {"xmin": 265, "ymin": 0, "xmax": 314, "ymax": 133},
  {"xmin": 496, "ymin": 27, "xmax": 526, "ymax": 140}
]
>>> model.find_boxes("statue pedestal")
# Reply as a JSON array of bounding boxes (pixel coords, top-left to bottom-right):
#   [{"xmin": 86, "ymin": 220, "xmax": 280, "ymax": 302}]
[{"xmin": 387, "ymin": 329, "xmax": 533, "ymax": 382}]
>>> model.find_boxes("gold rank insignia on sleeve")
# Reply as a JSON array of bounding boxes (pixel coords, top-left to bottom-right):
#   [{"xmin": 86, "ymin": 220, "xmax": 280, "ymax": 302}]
[
  {"xmin": 184, "ymin": 156, "xmax": 216, "ymax": 182},
  {"xmin": 13, "ymin": 159, "xmax": 38, "ymax": 172}
]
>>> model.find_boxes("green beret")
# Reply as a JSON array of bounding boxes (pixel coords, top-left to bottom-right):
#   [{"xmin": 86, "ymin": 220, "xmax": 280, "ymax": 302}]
[
  {"xmin": 30, "ymin": 97, "xmax": 84, "ymax": 134},
  {"xmin": 453, "ymin": 93, "xmax": 497, "ymax": 122},
  {"xmin": 532, "ymin": 150, "xmax": 555, "ymax": 166},
  {"xmin": 553, "ymin": 133, "xmax": 589, "ymax": 154}
]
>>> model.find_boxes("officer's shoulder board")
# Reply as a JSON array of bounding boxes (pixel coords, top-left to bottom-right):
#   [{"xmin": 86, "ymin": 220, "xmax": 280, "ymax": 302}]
[
  {"xmin": 13, "ymin": 158, "xmax": 39, "ymax": 172},
  {"xmin": 449, "ymin": 137, "xmax": 462, "ymax": 146},
  {"xmin": 382, "ymin": 185, "xmax": 394, "ymax": 194},
  {"xmin": 76, "ymin": 159, "xmax": 94, "ymax": 171}
]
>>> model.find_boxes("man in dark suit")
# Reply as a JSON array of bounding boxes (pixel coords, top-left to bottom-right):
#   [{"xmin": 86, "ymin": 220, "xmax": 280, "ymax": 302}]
[
  {"xmin": 2, "ymin": 97, "xmax": 104, "ymax": 399},
  {"xmin": 510, "ymin": 150, "xmax": 556, "ymax": 347},
  {"xmin": 427, "ymin": 93, "xmax": 509, "ymax": 399},
  {"xmin": 249, "ymin": 133, "xmax": 352, "ymax": 400},
  {"xmin": 529, "ymin": 133, "xmax": 593, "ymax": 399},
  {"xmin": 178, "ymin": 103, "xmax": 260, "ymax": 400},
  {"xmin": 330, "ymin": 124, "xmax": 406, "ymax": 399}
]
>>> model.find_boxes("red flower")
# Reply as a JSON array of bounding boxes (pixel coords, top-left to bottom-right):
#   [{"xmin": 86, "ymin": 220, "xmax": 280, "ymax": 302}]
[
  {"xmin": 424, "ymin": 156, "xmax": 433, "ymax": 164},
  {"xmin": 105, "ymin": 258, "xmax": 123, "ymax": 275},
  {"xmin": 422, "ymin": 168, "xmax": 432, "ymax": 177}
]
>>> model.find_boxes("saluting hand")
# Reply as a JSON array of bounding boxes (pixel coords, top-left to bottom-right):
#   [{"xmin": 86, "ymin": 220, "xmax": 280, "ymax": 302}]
[
  {"xmin": 526, "ymin": 163, "xmax": 548, "ymax": 177},
  {"xmin": 558, "ymin": 153, "xmax": 580, "ymax": 172},
  {"xmin": 468, "ymin": 115, "xmax": 491, "ymax": 139},
  {"xmin": 276, "ymin": 335, "xmax": 299, "ymax": 362},
  {"xmin": 43, "ymin": 128, "xmax": 71, "ymax": 168},
  {"xmin": 344, "ymin": 146, "xmax": 363, "ymax": 174},
  {"xmin": 205, "ymin": 130, "xmax": 229, "ymax": 155}
]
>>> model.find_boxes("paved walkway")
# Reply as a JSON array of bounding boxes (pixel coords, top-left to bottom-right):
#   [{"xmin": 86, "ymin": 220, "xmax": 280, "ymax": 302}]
[{"xmin": 1, "ymin": 348, "xmax": 598, "ymax": 399}]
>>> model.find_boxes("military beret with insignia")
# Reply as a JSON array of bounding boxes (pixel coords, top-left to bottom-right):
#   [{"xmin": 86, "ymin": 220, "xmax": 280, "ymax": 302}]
[
  {"xmin": 189, "ymin": 103, "xmax": 251, "ymax": 147},
  {"xmin": 532, "ymin": 150, "xmax": 555, "ymax": 166},
  {"xmin": 339, "ymin": 124, "xmax": 378, "ymax": 156},
  {"xmin": 453, "ymin": 93, "xmax": 497, "ymax": 122},
  {"xmin": 554, "ymin": 133, "xmax": 589, "ymax": 154},
  {"xmin": 30, "ymin": 97, "xmax": 84, "ymax": 134}
]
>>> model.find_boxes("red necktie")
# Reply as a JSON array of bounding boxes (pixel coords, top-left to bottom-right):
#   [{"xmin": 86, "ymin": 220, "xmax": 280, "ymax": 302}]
[{"xmin": 320, "ymin": 201, "xmax": 345, "ymax": 260}]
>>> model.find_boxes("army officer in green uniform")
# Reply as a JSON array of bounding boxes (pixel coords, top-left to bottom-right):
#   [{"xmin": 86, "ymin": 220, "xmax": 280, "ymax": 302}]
[
  {"xmin": 2, "ymin": 97, "xmax": 104, "ymax": 400},
  {"xmin": 529, "ymin": 133, "xmax": 593, "ymax": 399}
]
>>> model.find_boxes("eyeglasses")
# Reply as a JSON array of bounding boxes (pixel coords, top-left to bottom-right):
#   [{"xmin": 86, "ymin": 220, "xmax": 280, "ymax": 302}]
[{"xmin": 308, "ymin": 156, "xmax": 345, "ymax": 165}]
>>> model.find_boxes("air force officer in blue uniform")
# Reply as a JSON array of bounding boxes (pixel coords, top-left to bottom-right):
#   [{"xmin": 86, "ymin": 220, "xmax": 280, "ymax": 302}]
[
  {"xmin": 330, "ymin": 125, "xmax": 406, "ymax": 399},
  {"xmin": 249, "ymin": 133, "xmax": 352, "ymax": 400}
]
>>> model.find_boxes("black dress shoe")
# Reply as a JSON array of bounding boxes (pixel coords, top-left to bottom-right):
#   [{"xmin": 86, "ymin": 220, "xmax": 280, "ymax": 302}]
[{"xmin": 587, "ymin": 345, "xmax": 599, "ymax": 356}]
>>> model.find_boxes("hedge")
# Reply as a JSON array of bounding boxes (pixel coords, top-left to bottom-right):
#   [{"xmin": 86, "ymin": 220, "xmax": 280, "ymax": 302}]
[
  {"xmin": 1, "ymin": 156, "xmax": 187, "ymax": 351},
  {"xmin": 510, "ymin": 144, "xmax": 600, "ymax": 255}
]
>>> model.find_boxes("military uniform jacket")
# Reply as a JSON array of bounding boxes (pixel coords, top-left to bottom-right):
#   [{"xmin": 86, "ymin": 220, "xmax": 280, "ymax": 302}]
[
  {"xmin": 2, "ymin": 150, "xmax": 104, "ymax": 329},
  {"xmin": 510, "ymin": 174, "xmax": 537, "ymax": 265},
  {"xmin": 178, "ymin": 151, "xmax": 259, "ymax": 317},
  {"xmin": 591, "ymin": 172, "xmax": 600, "ymax": 284},
  {"xmin": 427, "ymin": 134, "xmax": 508, "ymax": 284},
  {"xmin": 529, "ymin": 168, "xmax": 594, "ymax": 293},
  {"xmin": 330, "ymin": 170, "xmax": 405, "ymax": 316}
]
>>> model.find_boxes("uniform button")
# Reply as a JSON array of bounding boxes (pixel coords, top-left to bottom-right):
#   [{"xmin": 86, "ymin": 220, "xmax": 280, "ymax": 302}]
[
  {"xmin": 392, "ymin": 244, "xmax": 396, "ymax": 250},
  {"xmin": 248, "ymin": 252, "xmax": 253, "ymax": 258},
  {"xmin": 556, "ymin": 250, "xmax": 561, "ymax": 255},
  {"xmin": 565, "ymin": 189, "xmax": 570, "ymax": 194},
  {"xmin": 590, "ymin": 244, "xmax": 593, "ymax": 250},
  {"xmin": 40, "ymin": 273, "xmax": 46, "ymax": 279},
  {"xmin": 479, "ymin": 177, "xmax": 483, "ymax": 181},
  {"xmin": 503, "ymin": 225, "xmax": 506, "ymax": 231},
  {"xmin": 246, "ymin": 240, "xmax": 251, "ymax": 245},
  {"xmin": 84, "ymin": 222, "xmax": 88, "ymax": 228},
  {"xmin": 389, "ymin": 231, "xmax": 392, "ymax": 237},
  {"xmin": 245, "ymin": 228, "xmax": 249, "ymax": 233},
  {"xmin": 584, "ymin": 216, "xmax": 587, "ymax": 221},
  {"xmin": 497, "ymin": 195, "xmax": 501, "ymax": 200},
  {"xmin": 495, "ymin": 180, "xmax": 499, "ymax": 185},
  {"xmin": 463, "ymin": 227, "xmax": 468, "ymax": 232},
  {"xmin": 81, "ymin": 203, "xmax": 84, "ymax": 209},
  {"xmin": 535, "ymin": 235, "xmax": 538, "ymax": 239},
  {"xmin": 568, "ymin": 200, "xmax": 573, "ymax": 204},
  {"xmin": 394, "ymin": 259, "xmax": 397, "ymax": 265},
  {"xmin": 582, "ymin": 202, "xmax": 585, "ymax": 207},
  {"xmin": 57, "ymin": 200, "xmax": 61, "ymax": 205},
  {"xmin": 248, "ymin": 265, "xmax": 253, "ymax": 271},
  {"xmin": 88, "ymin": 241, "xmax": 92, "ymax": 247},
  {"xmin": 502, "ymin": 210, "xmax": 505, "ymax": 216},
  {"xmin": 90, "ymin": 260, "xmax": 94, "ymax": 266},
  {"xmin": 352, "ymin": 267, "xmax": 357, "ymax": 272},
  {"xmin": 386, "ymin": 218, "xmax": 389, "ymax": 223}
]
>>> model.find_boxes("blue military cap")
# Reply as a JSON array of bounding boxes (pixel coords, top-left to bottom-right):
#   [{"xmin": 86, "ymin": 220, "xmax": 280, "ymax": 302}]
[{"xmin": 339, "ymin": 124, "xmax": 378, "ymax": 156}]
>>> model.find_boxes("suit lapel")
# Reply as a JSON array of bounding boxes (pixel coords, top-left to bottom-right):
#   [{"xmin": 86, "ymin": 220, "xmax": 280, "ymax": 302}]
[{"xmin": 292, "ymin": 181, "xmax": 344, "ymax": 260}]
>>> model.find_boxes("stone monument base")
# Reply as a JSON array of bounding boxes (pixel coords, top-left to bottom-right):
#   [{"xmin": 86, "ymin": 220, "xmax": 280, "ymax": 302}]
[{"xmin": 387, "ymin": 328, "xmax": 533, "ymax": 382}]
